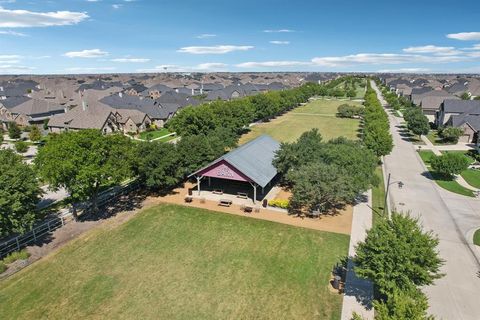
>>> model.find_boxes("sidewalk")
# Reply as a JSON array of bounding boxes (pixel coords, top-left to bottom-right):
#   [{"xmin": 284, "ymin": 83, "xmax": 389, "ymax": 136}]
[{"xmin": 341, "ymin": 190, "xmax": 374, "ymax": 320}]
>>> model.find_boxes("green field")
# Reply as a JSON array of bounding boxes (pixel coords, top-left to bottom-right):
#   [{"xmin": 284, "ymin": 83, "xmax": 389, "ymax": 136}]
[
  {"xmin": 417, "ymin": 150, "xmax": 475, "ymax": 197},
  {"xmin": 240, "ymin": 98, "xmax": 361, "ymax": 144},
  {"xmin": 333, "ymin": 79, "xmax": 366, "ymax": 99},
  {"xmin": 0, "ymin": 204, "xmax": 349, "ymax": 319}
]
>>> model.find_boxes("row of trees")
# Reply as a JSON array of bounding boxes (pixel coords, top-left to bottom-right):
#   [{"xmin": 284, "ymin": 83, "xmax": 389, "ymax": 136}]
[
  {"xmin": 354, "ymin": 213, "xmax": 444, "ymax": 319},
  {"xmin": 362, "ymin": 82, "xmax": 393, "ymax": 157},
  {"xmin": 337, "ymin": 103, "xmax": 364, "ymax": 118},
  {"xmin": 273, "ymin": 129, "xmax": 379, "ymax": 214},
  {"xmin": 166, "ymin": 82, "xmax": 326, "ymax": 138}
]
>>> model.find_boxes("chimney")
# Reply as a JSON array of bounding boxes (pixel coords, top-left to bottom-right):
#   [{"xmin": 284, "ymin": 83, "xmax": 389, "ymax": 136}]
[{"xmin": 119, "ymin": 92, "xmax": 123, "ymax": 98}]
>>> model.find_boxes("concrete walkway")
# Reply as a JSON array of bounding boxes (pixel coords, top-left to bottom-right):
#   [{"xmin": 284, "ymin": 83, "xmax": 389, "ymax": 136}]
[
  {"xmin": 341, "ymin": 190, "xmax": 374, "ymax": 320},
  {"xmin": 371, "ymin": 80, "xmax": 480, "ymax": 320}
]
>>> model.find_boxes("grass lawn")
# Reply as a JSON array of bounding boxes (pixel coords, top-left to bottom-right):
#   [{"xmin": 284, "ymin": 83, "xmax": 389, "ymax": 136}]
[
  {"xmin": 240, "ymin": 98, "xmax": 361, "ymax": 144},
  {"xmin": 461, "ymin": 169, "xmax": 480, "ymax": 189},
  {"xmin": 138, "ymin": 128, "xmax": 171, "ymax": 141},
  {"xmin": 417, "ymin": 150, "xmax": 475, "ymax": 197},
  {"xmin": 474, "ymin": 229, "xmax": 480, "ymax": 246},
  {"xmin": 371, "ymin": 166, "xmax": 386, "ymax": 225},
  {"xmin": 0, "ymin": 204, "xmax": 349, "ymax": 320}
]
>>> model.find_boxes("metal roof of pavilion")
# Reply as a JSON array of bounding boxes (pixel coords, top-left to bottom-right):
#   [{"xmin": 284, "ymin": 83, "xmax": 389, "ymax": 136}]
[{"xmin": 189, "ymin": 135, "xmax": 280, "ymax": 188}]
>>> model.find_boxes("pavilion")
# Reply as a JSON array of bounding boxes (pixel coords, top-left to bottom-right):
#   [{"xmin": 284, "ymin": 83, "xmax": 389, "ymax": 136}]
[{"xmin": 189, "ymin": 135, "xmax": 280, "ymax": 203}]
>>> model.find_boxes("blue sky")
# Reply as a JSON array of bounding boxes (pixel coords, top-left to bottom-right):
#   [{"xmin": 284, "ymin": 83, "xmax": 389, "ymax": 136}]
[{"xmin": 0, "ymin": 0, "xmax": 480, "ymax": 74}]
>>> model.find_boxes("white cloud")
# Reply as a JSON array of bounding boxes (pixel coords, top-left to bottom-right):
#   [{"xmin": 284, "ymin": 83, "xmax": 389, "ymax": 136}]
[
  {"xmin": 112, "ymin": 4, "xmax": 122, "ymax": 9},
  {"xmin": 377, "ymin": 68, "xmax": 430, "ymax": 73},
  {"xmin": 402, "ymin": 45, "xmax": 460, "ymax": 56},
  {"xmin": 269, "ymin": 40, "xmax": 290, "ymax": 45},
  {"xmin": 177, "ymin": 45, "xmax": 253, "ymax": 54},
  {"xmin": 0, "ymin": 7, "xmax": 88, "ymax": 28},
  {"xmin": 196, "ymin": 62, "xmax": 228, "ymax": 70},
  {"xmin": 0, "ymin": 65, "xmax": 35, "ymax": 74},
  {"xmin": 236, "ymin": 61, "xmax": 311, "ymax": 68},
  {"xmin": 86, "ymin": 0, "xmax": 100, "ymax": 2},
  {"xmin": 64, "ymin": 49, "xmax": 109, "ymax": 58},
  {"xmin": 0, "ymin": 54, "xmax": 21, "ymax": 59},
  {"xmin": 196, "ymin": 34, "xmax": 216, "ymax": 39},
  {"xmin": 263, "ymin": 29, "xmax": 295, "ymax": 33},
  {"xmin": 446, "ymin": 32, "xmax": 480, "ymax": 41},
  {"xmin": 311, "ymin": 53, "xmax": 466, "ymax": 67},
  {"xmin": 111, "ymin": 57, "xmax": 150, "ymax": 63},
  {"xmin": 0, "ymin": 30, "xmax": 26, "ymax": 36}
]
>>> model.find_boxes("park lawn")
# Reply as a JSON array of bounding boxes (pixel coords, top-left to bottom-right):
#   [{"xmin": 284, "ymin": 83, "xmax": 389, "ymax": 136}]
[
  {"xmin": 0, "ymin": 204, "xmax": 349, "ymax": 320},
  {"xmin": 417, "ymin": 150, "xmax": 475, "ymax": 197},
  {"xmin": 240, "ymin": 98, "xmax": 360, "ymax": 144},
  {"xmin": 138, "ymin": 128, "xmax": 171, "ymax": 141}
]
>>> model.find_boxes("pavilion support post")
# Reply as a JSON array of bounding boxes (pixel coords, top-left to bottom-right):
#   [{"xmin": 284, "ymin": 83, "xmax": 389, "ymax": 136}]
[
  {"xmin": 253, "ymin": 184, "xmax": 257, "ymax": 204},
  {"xmin": 197, "ymin": 176, "xmax": 202, "ymax": 195},
  {"xmin": 208, "ymin": 176, "xmax": 211, "ymax": 187}
]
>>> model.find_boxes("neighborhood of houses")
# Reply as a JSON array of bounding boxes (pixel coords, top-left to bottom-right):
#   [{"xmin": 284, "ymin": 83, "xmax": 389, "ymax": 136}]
[
  {"xmin": 0, "ymin": 72, "xmax": 315, "ymax": 135},
  {"xmin": 383, "ymin": 75, "xmax": 480, "ymax": 149}
]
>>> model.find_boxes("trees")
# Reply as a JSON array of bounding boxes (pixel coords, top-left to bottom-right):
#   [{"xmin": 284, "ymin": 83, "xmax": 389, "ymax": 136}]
[
  {"xmin": 354, "ymin": 212, "xmax": 443, "ymax": 296},
  {"xmin": 439, "ymin": 127, "xmax": 463, "ymax": 143},
  {"xmin": 406, "ymin": 112, "xmax": 429, "ymax": 138},
  {"xmin": 0, "ymin": 149, "xmax": 42, "ymax": 236},
  {"xmin": 35, "ymin": 130, "xmax": 135, "ymax": 217},
  {"xmin": 337, "ymin": 104, "xmax": 363, "ymax": 118},
  {"xmin": 430, "ymin": 152, "xmax": 470, "ymax": 178},
  {"xmin": 362, "ymin": 83, "xmax": 393, "ymax": 157},
  {"xmin": 273, "ymin": 130, "xmax": 378, "ymax": 213},
  {"xmin": 374, "ymin": 288, "xmax": 433, "ymax": 320},
  {"xmin": 288, "ymin": 163, "xmax": 355, "ymax": 213},
  {"xmin": 29, "ymin": 126, "xmax": 42, "ymax": 142},
  {"xmin": 136, "ymin": 142, "xmax": 180, "ymax": 190},
  {"xmin": 8, "ymin": 122, "xmax": 21, "ymax": 139}
]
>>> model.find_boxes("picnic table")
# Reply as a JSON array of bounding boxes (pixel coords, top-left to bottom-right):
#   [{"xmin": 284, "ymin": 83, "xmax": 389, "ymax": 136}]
[
  {"xmin": 212, "ymin": 189, "xmax": 224, "ymax": 195},
  {"xmin": 237, "ymin": 192, "xmax": 248, "ymax": 199},
  {"xmin": 219, "ymin": 199, "xmax": 232, "ymax": 207}
]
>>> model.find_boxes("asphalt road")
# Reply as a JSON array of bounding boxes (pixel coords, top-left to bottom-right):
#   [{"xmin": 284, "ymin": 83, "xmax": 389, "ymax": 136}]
[{"xmin": 371, "ymin": 81, "xmax": 480, "ymax": 319}]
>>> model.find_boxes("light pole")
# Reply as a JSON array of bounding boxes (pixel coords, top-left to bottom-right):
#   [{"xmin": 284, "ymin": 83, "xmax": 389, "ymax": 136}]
[{"xmin": 383, "ymin": 173, "xmax": 404, "ymax": 220}]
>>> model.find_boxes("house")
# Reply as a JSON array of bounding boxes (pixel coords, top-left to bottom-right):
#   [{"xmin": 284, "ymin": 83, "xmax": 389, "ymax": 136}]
[
  {"xmin": 411, "ymin": 90, "xmax": 459, "ymax": 121},
  {"xmin": 435, "ymin": 100, "xmax": 480, "ymax": 146},
  {"xmin": 48, "ymin": 101, "xmax": 151, "ymax": 134},
  {"xmin": 7, "ymin": 98, "xmax": 65, "ymax": 125}
]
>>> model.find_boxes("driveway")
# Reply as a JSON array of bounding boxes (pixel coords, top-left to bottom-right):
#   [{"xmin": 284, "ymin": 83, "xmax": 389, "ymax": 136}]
[{"xmin": 371, "ymin": 81, "xmax": 480, "ymax": 320}]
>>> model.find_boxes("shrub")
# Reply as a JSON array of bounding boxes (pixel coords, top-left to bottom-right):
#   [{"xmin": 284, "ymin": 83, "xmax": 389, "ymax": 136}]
[
  {"xmin": 439, "ymin": 127, "xmax": 463, "ymax": 143},
  {"xmin": 268, "ymin": 199, "xmax": 289, "ymax": 209},
  {"xmin": 431, "ymin": 153, "xmax": 470, "ymax": 178},
  {"xmin": 29, "ymin": 126, "xmax": 42, "ymax": 142},
  {"xmin": 2, "ymin": 249, "xmax": 30, "ymax": 264},
  {"xmin": 14, "ymin": 141, "xmax": 29, "ymax": 153},
  {"xmin": 8, "ymin": 122, "xmax": 21, "ymax": 139}
]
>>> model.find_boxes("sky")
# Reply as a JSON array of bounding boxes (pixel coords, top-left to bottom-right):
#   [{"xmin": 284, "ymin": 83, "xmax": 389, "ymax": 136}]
[{"xmin": 0, "ymin": 0, "xmax": 480, "ymax": 74}]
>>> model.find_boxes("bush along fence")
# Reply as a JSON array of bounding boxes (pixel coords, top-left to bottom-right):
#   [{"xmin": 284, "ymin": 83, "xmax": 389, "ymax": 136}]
[{"xmin": 0, "ymin": 179, "xmax": 140, "ymax": 260}]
